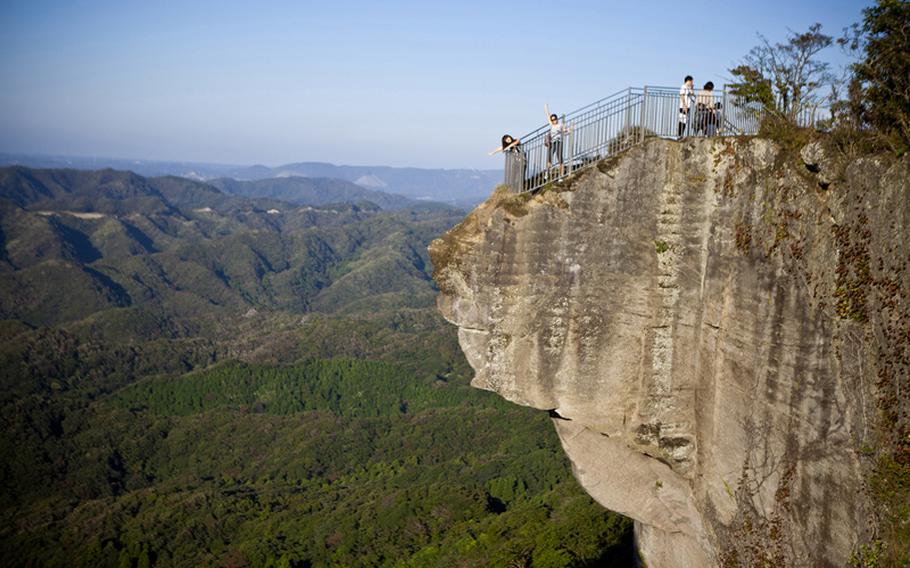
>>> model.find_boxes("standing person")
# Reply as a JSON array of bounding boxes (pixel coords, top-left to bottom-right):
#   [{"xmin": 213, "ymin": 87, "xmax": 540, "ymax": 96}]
[
  {"xmin": 696, "ymin": 82, "xmax": 718, "ymax": 136},
  {"xmin": 678, "ymin": 75, "xmax": 695, "ymax": 137},
  {"xmin": 545, "ymin": 113, "xmax": 569, "ymax": 176}
]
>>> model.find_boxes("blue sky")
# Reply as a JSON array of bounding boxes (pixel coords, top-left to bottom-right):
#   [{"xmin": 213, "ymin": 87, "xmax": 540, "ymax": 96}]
[{"xmin": 0, "ymin": 0, "xmax": 871, "ymax": 169}]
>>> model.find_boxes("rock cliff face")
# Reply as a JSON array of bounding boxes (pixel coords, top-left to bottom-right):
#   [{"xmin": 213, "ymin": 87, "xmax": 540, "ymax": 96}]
[{"xmin": 430, "ymin": 137, "xmax": 910, "ymax": 566}]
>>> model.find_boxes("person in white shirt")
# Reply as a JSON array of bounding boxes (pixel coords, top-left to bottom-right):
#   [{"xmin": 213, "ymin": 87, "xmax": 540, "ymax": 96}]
[
  {"xmin": 678, "ymin": 75, "xmax": 695, "ymax": 138},
  {"xmin": 545, "ymin": 113, "xmax": 569, "ymax": 176}
]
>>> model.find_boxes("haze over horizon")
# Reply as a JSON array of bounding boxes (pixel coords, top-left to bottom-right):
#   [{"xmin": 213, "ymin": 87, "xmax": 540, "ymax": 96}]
[
  {"xmin": 0, "ymin": 149, "xmax": 501, "ymax": 172},
  {"xmin": 1, "ymin": 0, "xmax": 870, "ymax": 170}
]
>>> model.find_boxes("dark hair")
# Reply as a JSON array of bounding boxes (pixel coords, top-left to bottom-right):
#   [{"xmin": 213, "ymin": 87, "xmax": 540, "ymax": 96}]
[
  {"xmin": 684, "ymin": 75, "xmax": 693, "ymax": 82},
  {"xmin": 501, "ymin": 134, "xmax": 514, "ymax": 148},
  {"xmin": 703, "ymin": 81, "xmax": 714, "ymax": 90},
  {"xmin": 549, "ymin": 114, "xmax": 558, "ymax": 122}
]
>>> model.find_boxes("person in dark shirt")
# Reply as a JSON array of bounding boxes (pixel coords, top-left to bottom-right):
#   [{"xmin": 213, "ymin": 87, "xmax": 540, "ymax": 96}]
[
  {"xmin": 696, "ymin": 82, "xmax": 718, "ymax": 136},
  {"xmin": 500, "ymin": 134, "xmax": 527, "ymax": 191}
]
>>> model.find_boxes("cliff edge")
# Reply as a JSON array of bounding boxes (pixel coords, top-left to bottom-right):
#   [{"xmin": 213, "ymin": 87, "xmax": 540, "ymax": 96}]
[{"xmin": 429, "ymin": 137, "xmax": 909, "ymax": 566}]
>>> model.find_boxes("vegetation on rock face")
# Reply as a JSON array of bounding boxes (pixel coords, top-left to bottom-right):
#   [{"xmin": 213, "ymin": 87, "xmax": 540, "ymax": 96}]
[
  {"xmin": 729, "ymin": 4, "xmax": 910, "ymax": 563},
  {"xmin": 831, "ymin": 4, "xmax": 910, "ymax": 566},
  {"xmin": 0, "ymin": 167, "xmax": 634, "ymax": 567},
  {"xmin": 727, "ymin": 28, "xmax": 910, "ymax": 558}
]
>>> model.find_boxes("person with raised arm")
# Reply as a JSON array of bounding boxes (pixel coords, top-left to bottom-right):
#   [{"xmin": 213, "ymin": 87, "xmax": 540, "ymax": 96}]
[
  {"xmin": 545, "ymin": 110, "xmax": 569, "ymax": 177},
  {"xmin": 490, "ymin": 134, "xmax": 526, "ymax": 191}
]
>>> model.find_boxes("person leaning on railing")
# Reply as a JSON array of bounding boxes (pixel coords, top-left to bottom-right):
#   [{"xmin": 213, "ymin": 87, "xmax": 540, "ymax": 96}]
[
  {"xmin": 695, "ymin": 82, "xmax": 719, "ymax": 136},
  {"xmin": 500, "ymin": 134, "xmax": 527, "ymax": 191}
]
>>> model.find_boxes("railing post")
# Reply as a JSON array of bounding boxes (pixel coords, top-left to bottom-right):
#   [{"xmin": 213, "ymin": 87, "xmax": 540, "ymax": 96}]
[
  {"xmin": 640, "ymin": 86, "xmax": 648, "ymax": 144},
  {"xmin": 504, "ymin": 151, "xmax": 516, "ymax": 193},
  {"xmin": 624, "ymin": 87, "xmax": 631, "ymax": 134},
  {"xmin": 721, "ymin": 87, "xmax": 728, "ymax": 135},
  {"xmin": 566, "ymin": 124, "xmax": 574, "ymax": 175}
]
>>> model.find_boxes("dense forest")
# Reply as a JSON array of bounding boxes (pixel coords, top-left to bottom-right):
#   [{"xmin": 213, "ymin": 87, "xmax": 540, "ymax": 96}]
[{"xmin": 0, "ymin": 167, "xmax": 634, "ymax": 567}]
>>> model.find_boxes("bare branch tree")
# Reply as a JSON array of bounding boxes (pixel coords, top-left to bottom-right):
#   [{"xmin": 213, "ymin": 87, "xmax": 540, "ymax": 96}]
[{"xmin": 729, "ymin": 23, "xmax": 833, "ymax": 123}]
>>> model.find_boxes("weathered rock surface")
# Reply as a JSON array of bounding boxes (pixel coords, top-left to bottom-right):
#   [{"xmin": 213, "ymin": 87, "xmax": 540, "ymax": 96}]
[{"xmin": 430, "ymin": 137, "xmax": 910, "ymax": 566}]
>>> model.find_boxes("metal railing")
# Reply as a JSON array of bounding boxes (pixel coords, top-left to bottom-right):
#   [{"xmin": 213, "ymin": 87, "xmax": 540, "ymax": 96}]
[{"xmin": 503, "ymin": 85, "xmax": 820, "ymax": 194}]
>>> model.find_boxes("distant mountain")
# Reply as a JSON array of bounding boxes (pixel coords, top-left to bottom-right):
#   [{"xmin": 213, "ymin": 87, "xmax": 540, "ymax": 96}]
[
  {"xmin": 0, "ymin": 166, "xmax": 177, "ymax": 216},
  {"xmin": 0, "ymin": 166, "xmax": 285, "ymax": 217},
  {"xmin": 208, "ymin": 176, "xmax": 424, "ymax": 210},
  {"xmin": 0, "ymin": 152, "xmax": 236, "ymax": 181},
  {"xmin": 223, "ymin": 162, "xmax": 500, "ymax": 207},
  {"xmin": 0, "ymin": 166, "xmax": 459, "ymax": 327},
  {"xmin": 0, "ymin": 153, "xmax": 501, "ymax": 208}
]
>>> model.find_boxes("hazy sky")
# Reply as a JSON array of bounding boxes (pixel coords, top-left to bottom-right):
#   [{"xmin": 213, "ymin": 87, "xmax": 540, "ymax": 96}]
[{"xmin": 1, "ymin": 0, "xmax": 871, "ymax": 169}]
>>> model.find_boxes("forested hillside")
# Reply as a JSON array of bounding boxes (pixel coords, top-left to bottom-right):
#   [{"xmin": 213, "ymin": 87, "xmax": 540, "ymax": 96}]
[
  {"xmin": 0, "ymin": 167, "xmax": 634, "ymax": 567},
  {"xmin": 0, "ymin": 156, "xmax": 501, "ymax": 208}
]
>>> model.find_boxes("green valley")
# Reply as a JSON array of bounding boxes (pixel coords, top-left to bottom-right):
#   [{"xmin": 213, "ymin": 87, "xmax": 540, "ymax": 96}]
[{"xmin": 0, "ymin": 167, "xmax": 633, "ymax": 567}]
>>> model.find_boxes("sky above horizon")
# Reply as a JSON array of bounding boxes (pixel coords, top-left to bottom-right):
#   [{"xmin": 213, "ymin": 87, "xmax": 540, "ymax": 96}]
[{"xmin": 1, "ymin": 0, "xmax": 872, "ymax": 169}]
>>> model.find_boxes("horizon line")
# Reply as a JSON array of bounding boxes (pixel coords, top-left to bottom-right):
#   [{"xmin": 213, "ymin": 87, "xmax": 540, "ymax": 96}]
[{"xmin": 0, "ymin": 149, "xmax": 503, "ymax": 173}]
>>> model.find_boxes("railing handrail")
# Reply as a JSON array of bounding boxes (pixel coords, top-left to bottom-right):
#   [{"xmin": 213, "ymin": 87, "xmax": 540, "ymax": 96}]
[
  {"xmin": 516, "ymin": 86, "xmax": 643, "ymax": 142},
  {"xmin": 517, "ymin": 84, "xmax": 731, "ymax": 142},
  {"xmin": 503, "ymin": 84, "xmax": 824, "ymax": 195}
]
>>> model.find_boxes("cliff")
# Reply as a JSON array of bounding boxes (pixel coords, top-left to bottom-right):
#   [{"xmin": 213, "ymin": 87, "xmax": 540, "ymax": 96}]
[{"xmin": 429, "ymin": 137, "xmax": 910, "ymax": 566}]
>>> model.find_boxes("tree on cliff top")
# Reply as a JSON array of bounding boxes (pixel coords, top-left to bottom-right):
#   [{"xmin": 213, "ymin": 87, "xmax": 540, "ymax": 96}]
[
  {"xmin": 728, "ymin": 23, "xmax": 833, "ymax": 124},
  {"xmin": 845, "ymin": 0, "xmax": 910, "ymax": 153}
]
